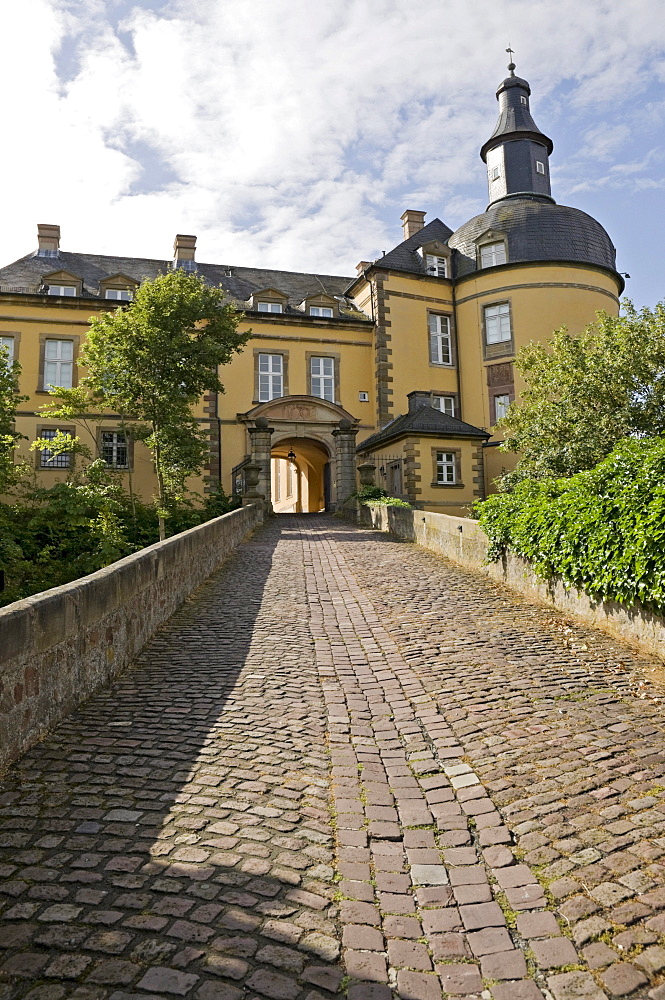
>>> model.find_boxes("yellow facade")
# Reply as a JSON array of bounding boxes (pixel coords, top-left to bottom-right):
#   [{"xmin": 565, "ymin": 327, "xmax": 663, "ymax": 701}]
[{"xmin": 0, "ymin": 245, "xmax": 622, "ymax": 515}]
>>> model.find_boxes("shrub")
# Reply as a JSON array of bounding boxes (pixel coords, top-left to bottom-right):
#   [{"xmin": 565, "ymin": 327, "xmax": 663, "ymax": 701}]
[
  {"xmin": 354, "ymin": 484, "xmax": 411, "ymax": 508},
  {"xmin": 474, "ymin": 437, "xmax": 665, "ymax": 612}
]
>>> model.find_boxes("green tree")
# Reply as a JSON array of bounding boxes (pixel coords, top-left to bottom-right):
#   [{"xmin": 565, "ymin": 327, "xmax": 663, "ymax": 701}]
[
  {"xmin": 0, "ymin": 345, "xmax": 28, "ymax": 494},
  {"xmin": 81, "ymin": 269, "xmax": 250, "ymax": 538},
  {"xmin": 497, "ymin": 300, "xmax": 665, "ymax": 488}
]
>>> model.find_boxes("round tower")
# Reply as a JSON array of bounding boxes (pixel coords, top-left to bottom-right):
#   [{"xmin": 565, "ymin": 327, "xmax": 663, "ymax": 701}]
[{"xmin": 448, "ymin": 60, "xmax": 624, "ymax": 491}]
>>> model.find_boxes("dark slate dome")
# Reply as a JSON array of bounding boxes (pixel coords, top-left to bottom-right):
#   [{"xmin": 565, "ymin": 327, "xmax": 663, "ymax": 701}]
[{"xmin": 448, "ymin": 197, "xmax": 617, "ymax": 278}]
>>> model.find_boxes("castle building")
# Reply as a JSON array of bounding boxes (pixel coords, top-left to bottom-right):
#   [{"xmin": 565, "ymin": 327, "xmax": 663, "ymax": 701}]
[{"xmin": 0, "ymin": 63, "xmax": 623, "ymax": 514}]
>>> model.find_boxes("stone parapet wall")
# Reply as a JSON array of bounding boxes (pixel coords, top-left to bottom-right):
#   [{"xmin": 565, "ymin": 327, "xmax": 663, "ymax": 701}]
[
  {"xmin": 0, "ymin": 504, "xmax": 263, "ymax": 770},
  {"xmin": 357, "ymin": 502, "xmax": 665, "ymax": 663}
]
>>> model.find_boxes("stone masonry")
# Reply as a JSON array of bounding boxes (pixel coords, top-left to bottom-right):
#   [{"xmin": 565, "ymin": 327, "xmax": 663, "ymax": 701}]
[{"xmin": 3, "ymin": 516, "xmax": 665, "ymax": 999}]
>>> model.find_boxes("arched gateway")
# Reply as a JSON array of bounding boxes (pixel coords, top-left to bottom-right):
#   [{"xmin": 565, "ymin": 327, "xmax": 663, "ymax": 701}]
[{"xmin": 238, "ymin": 396, "xmax": 359, "ymax": 512}]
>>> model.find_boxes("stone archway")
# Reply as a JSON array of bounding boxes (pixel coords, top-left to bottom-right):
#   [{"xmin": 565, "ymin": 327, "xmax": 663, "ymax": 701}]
[{"xmin": 239, "ymin": 396, "xmax": 359, "ymax": 511}]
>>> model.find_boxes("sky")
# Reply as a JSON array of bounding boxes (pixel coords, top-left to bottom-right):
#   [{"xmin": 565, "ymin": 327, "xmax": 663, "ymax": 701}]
[{"xmin": 2, "ymin": 0, "xmax": 664, "ymax": 308}]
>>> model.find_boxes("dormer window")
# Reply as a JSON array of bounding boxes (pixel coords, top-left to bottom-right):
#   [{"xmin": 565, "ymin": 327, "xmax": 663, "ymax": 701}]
[
  {"xmin": 105, "ymin": 289, "xmax": 133, "ymax": 301},
  {"xmin": 310, "ymin": 306, "xmax": 333, "ymax": 317},
  {"xmin": 480, "ymin": 242, "xmax": 507, "ymax": 268},
  {"xmin": 425, "ymin": 254, "xmax": 448, "ymax": 278},
  {"xmin": 48, "ymin": 285, "xmax": 76, "ymax": 296},
  {"xmin": 251, "ymin": 288, "xmax": 288, "ymax": 314}
]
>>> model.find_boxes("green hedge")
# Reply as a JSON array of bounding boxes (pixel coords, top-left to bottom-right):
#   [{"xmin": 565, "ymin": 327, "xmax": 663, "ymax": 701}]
[{"xmin": 474, "ymin": 437, "xmax": 665, "ymax": 612}]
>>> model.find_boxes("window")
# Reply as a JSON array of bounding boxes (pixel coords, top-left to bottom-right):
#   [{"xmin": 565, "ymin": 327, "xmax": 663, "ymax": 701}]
[
  {"xmin": 39, "ymin": 429, "xmax": 71, "ymax": 469},
  {"xmin": 257, "ymin": 302, "xmax": 283, "ymax": 313},
  {"xmin": 44, "ymin": 339, "xmax": 74, "ymax": 390},
  {"xmin": 435, "ymin": 451, "xmax": 457, "ymax": 485},
  {"xmin": 490, "ymin": 166, "xmax": 500, "ymax": 181},
  {"xmin": 47, "ymin": 285, "xmax": 76, "ymax": 296},
  {"xmin": 258, "ymin": 354, "xmax": 284, "ymax": 401},
  {"xmin": 433, "ymin": 395, "xmax": 456, "ymax": 417},
  {"xmin": 101, "ymin": 431, "xmax": 129, "ymax": 469},
  {"xmin": 105, "ymin": 288, "xmax": 133, "ymax": 301},
  {"xmin": 0, "ymin": 336, "xmax": 15, "ymax": 365},
  {"xmin": 480, "ymin": 241, "xmax": 506, "ymax": 267},
  {"xmin": 520, "ymin": 95, "xmax": 528, "ymax": 105},
  {"xmin": 425, "ymin": 254, "xmax": 447, "ymax": 277},
  {"xmin": 484, "ymin": 303, "xmax": 512, "ymax": 345},
  {"xmin": 536, "ymin": 161, "xmax": 545, "ymax": 175},
  {"xmin": 309, "ymin": 306, "xmax": 333, "ymax": 317},
  {"xmin": 311, "ymin": 357, "xmax": 335, "ymax": 401},
  {"xmin": 429, "ymin": 314, "xmax": 452, "ymax": 366},
  {"xmin": 494, "ymin": 394, "xmax": 511, "ymax": 422}
]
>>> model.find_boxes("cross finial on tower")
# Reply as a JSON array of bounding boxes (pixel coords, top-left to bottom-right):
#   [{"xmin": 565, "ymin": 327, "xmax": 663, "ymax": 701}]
[{"xmin": 506, "ymin": 45, "xmax": 516, "ymax": 75}]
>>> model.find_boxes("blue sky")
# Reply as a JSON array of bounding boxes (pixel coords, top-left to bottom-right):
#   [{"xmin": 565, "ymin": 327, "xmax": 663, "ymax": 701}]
[{"xmin": 2, "ymin": 0, "xmax": 664, "ymax": 309}]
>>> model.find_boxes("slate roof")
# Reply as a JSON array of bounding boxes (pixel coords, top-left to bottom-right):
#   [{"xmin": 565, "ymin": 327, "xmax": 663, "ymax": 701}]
[
  {"xmin": 357, "ymin": 405, "xmax": 489, "ymax": 452},
  {"xmin": 0, "ymin": 250, "xmax": 367, "ymax": 319},
  {"xmin": 367, "ymin": 218, "xmax": 454, "ymax": 278},
  {"xmin": 480, "ymin": 72, "xmax": 553, "ymax": 162},
  {"xmin": 448, "ymin": 197, "xmax": 618, "ymax": 278}
]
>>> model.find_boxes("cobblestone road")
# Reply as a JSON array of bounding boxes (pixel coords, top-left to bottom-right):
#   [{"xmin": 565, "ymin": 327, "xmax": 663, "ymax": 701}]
[{"xmin": 3, "ymin": 516, "xmax": 665, "ymax": 1000}]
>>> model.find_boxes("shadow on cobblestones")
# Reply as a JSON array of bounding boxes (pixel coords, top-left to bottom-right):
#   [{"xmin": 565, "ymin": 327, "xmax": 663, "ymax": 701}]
[{"xmin": 0, "ymin": 522, "xmax": 343, "ymax": 1000}]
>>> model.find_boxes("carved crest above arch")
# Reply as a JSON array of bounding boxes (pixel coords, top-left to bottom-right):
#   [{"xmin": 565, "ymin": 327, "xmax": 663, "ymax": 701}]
[{"xmin": 239, "ymin": 395, "xmax": 358, "ymax": 426}]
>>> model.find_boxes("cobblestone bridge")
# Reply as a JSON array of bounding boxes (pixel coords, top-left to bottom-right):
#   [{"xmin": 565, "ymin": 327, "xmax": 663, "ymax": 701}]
[{"xmin": 3, "ymin": 515, "xmax": 665, "ymax": 1000}]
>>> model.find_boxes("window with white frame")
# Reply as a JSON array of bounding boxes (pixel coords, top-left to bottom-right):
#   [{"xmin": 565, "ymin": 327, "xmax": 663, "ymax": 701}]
[
  {"xmin": 435, "ymin": 451, "xmax": 457, "ymax": 485},
  {"xmin": 425, "ymin": 254, "xmax": 447, "ymax": 277},
  {"xmin": 311, "ymin": 356, "xmax": 335, "ymax": 401},
  {"xmin": 257, "ymin": 301, "xmax": 283, "ymax": 313},
  {"xmin": 105, "ymin": 288, "xmax": 133, "ymax": 301},
  {"xmin": 429, "ymin": 314, "xmax": 452, "ymax": 365},
  {"xmin": 309, "ymin": 306, "xmax": 333, "ymax": 317},
  {"xmin": 490, "ymin": 166, "xmax": 501, "ymax": 181},
  {"xmin": 101, "ymin": 431, "xmax": 129, "ymax": 469},
  {"xmin": 493, "ymin": 394, "xmax": 511, "ymax": 422},
  {"xmin": 480, "ymin": 241, "xmax": 506, "ymax": 267},
  {"xmin": 39, "ymin": 428, "xmax": 71, "ymax": 469},
  {"xmin": 44, "ymin": 339, "xmax": 74, "ymax": 390},
  {"xmin": 258, "ymin": 354, "xmax": 284, "ymax": 401},
  {"xmin": 484, "ymin": 303, "xmax": 512, "ymax": 345},
  {"xmin": 47, "ymin": 285, "xmax": 76, "ymax": 296},
  {"xmin": 0, "ymin": 336, "xmax": 15, "ymax": 365},
  {"xmin": 536, "ymin": 161, "xmax": 545, "ymax": 175},
  {"xmin": 433, "ymin": 395, "xmax": 456, "ymax": 416}
]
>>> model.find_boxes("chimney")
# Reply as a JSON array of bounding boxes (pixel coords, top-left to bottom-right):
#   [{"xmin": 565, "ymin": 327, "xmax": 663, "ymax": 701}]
[
  {"xmin": 355, "ymin": 261, "xmax": 370, "ymax": 275},
  {"xmin": 37, "ymin": 223, "xmax": 60, "ymax": 256},
  {"xmin": 400, "ymin": 210, "xmax": 426, "ymax": 241},
  {"xmin": 173, "ymin": 234, "xmax": 197, "ymax": 270},
  {"xmin": 407, "ymin": 390, "xmax": 432, "ymax": 413}
]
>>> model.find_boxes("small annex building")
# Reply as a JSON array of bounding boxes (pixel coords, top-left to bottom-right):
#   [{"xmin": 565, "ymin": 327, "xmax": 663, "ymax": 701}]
[{"xmin": 0, "ymin": 61, "xmax": 624, "ymax": 515}]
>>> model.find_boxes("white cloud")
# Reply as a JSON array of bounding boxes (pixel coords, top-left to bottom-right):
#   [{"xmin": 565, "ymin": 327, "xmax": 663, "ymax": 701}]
[{"xmin": 0, "ymin": 0, "xmax": 664, "ymax": 284}]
